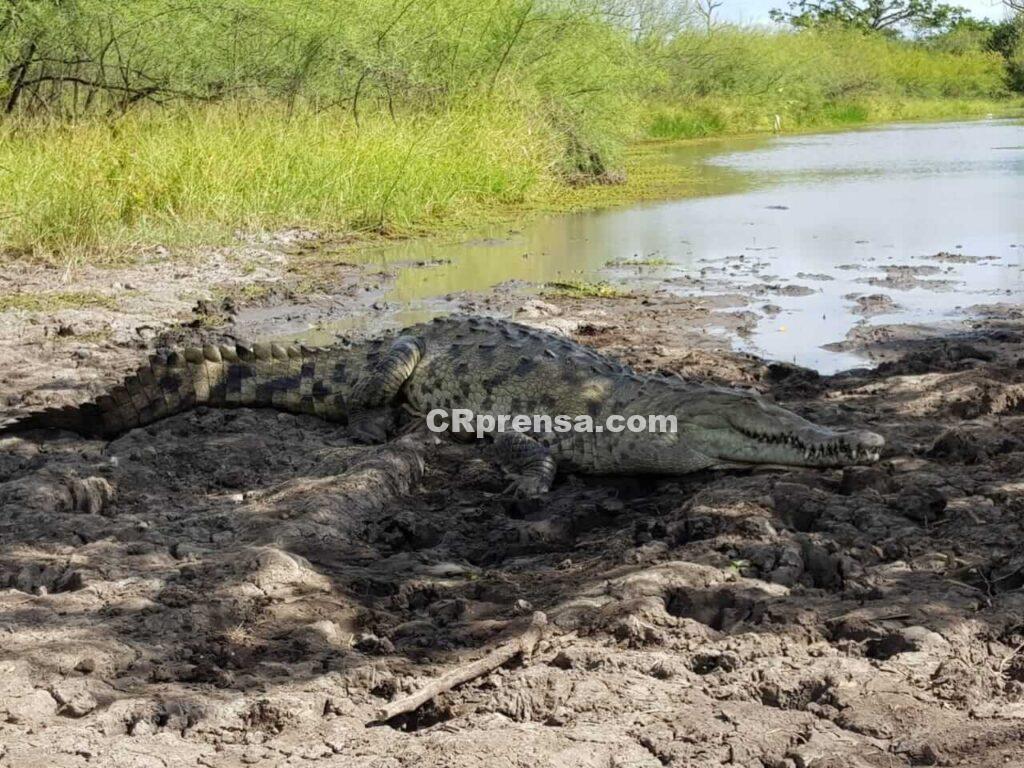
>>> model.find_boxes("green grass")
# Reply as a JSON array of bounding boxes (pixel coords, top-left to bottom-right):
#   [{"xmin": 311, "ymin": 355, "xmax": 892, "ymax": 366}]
[
  {"xmin": 606, "ymin": 256, "xmax": 672, "ymax": 267},
  {"xmin": 819, "ymin": 103, "xmax": 870, "ymax": 124},
  {"xmin": 543, "ymin": 280, "xmax": 631, "ymax": 298},
  {"xmin": 1, "ymin": 92, "xmax": 1017, "ymax": 268},
  {"xmin": 0, "ymin": 291, "xmax": 116, "ymax": 312},
  {"xmin": 649, "ymin": 110, "xmax": 728, "ymax": 141},
  {"xmin": 0, "ymin": 102, "xmax": 559, "ymax": 263},
  {"xmin": 645, "ymin": 95, "xmax": 1015, "ymax": 140}
]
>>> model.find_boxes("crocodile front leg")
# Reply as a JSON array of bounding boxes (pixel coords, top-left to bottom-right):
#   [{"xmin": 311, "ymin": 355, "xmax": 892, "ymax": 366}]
[
  {"xmin": 494, "ymin": 431, "xmax": 557, "ymax": 497},
  {"xmin": 349, "ymin": 335, "xmax": 424, "ymax": 442}
]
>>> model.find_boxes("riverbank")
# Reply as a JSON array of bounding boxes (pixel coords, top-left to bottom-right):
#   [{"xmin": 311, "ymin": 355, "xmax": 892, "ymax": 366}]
[
  {"xmin": 3, "ymin": 113, "xmax": 1022, "ymax": 392},
  {"xmin": 2, "ymin": 98, "xmax": 1019, "ymax": 277},
  {"xmin": 646, "ymin": 95, "xmax": 1021, "ymax": 140},
  {"xmin": 2, "ymin": 278, "xmax": 1024, "ymax": 767},
  {"xmin": 2, "ymin": 115, "xmax": 1022, "ymax": 765}
]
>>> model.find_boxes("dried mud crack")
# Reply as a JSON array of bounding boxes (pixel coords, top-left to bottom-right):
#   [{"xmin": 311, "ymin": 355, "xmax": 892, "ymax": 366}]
[{"xmin": 2, "ymin": 295, "xmax": 1024, "ymax": 767}]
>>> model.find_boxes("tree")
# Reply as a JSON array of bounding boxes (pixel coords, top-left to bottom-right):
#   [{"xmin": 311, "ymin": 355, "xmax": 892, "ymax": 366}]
[
  {"xmin": 694, "ymin": 0, "xmax": 724, "ymax": 34},
  {"xmin": 599, "ymin": 0, "xmax": 694, "ymax": 45},
  {"xmin": 995, "ymin": 12, "xmax": 1024, "ymax": 92},
  {"xmin": 770, "ymin": 0, "xmax": 970, "ymax": 35}
]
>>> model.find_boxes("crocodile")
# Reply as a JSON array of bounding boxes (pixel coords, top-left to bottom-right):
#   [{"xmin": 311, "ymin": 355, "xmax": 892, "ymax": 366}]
[{"xmin": 0, "ymin": 315, "xmax": 883, "ymax": 495}]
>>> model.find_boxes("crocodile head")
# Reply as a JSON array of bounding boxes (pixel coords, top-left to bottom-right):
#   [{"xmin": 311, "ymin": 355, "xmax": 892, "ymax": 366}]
[{"xmin": 667, "ymin": 386, "xmax": 884, "ymax": 469}]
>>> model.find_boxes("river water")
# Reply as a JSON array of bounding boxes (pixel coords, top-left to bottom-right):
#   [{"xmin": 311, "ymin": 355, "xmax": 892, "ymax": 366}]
[{"xmin": 348, "ymin": 118, "xmax": 1024, "ymax": 373}]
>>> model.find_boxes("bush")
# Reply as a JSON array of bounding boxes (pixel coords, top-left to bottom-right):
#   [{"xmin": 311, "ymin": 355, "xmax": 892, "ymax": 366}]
[
  {"xmin": 642, "ymin": 25, "xmax": 1008, "ymax": 138},
  {"xmin": 0, "ymin": 0, "xmax": 638, "ymax": 169}
]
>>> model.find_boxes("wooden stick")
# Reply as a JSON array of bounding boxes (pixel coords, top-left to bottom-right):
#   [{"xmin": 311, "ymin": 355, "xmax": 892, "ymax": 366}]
[{"xmin": 370, "ymin": 611, "xmax": 547, "ymax": 724}]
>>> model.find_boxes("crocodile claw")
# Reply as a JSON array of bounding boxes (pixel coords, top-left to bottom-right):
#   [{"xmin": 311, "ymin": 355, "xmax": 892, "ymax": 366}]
[
  {"xmin": 504, "ymin": 475, "xmax": 552, "ymax": 498},
  {"xmin": 348, "ymin": 410, "xmax": 392, "ymax": 444}
]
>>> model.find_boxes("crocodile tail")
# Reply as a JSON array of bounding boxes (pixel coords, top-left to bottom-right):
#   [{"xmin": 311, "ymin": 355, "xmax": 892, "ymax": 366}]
[{"xmin": 1, "ymin": 341, "xmax": 348, "ymax": 439}]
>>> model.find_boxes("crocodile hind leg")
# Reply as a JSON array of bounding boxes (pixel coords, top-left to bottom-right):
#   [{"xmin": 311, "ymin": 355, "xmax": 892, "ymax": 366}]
[
  {"xmin": 494, "ymin": 431, "xmax": 557, "ymax": 497},
  {"xmin": 348, "ymin": 335, "xmax": 424, "ymax": 443},
  {"xmin": 346, "ymin": 406, "xmax": 403, "ymax": 444}
]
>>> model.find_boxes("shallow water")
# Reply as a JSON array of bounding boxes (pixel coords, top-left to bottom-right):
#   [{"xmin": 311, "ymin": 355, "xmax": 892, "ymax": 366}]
[{"xmin": 349, "ymin": 119, "xmax": 1024, "ymax": 373}]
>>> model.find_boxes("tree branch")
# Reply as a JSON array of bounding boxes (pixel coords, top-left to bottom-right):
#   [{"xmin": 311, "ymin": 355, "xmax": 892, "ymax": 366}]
[{"xmin": 368, "ymin": 611, "xmax": 548, "ymax": 725}]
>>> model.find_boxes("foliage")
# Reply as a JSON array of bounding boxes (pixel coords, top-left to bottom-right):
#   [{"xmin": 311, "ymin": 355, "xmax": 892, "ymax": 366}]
[
  {"xmin": 0, "ymin": 0, "xmax": 638, "ymax": 169},
  {"xmin": 987, "ymin": 18, "xmax": 1024, "ymax": 92},
  {"xmin": 928, "ymin": 17, "xmax": 1024, "ymax": 91},
  {"xmin": 1010, "ymin": 35, "xmax": 1024, "ymax": 92},
  {"xmin": 769, "ymin": 0, "xmax": 970, "ymax": 35},
  {"xmin": 645, "ymin": 25, "xmax": 1008, "ymax": 139}
]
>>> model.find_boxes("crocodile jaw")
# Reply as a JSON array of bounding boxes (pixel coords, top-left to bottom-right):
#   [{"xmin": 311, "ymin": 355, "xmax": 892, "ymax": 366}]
[
  {"xmin": 674, "ymin": 390, "xmax": 884, "ymax": 468},
  {"xmin": 706, "ymin": 424, "xmax": 885, "ymax": 467}
]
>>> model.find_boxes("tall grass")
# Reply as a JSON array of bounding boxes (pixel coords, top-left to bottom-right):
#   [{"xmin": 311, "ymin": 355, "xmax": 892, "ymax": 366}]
[{"xmin": 0, "ymin": 102, "xmax": 562, "ymax": 258}]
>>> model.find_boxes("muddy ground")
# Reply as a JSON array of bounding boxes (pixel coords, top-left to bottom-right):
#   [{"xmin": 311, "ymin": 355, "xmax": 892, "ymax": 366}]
[{"xmin": 1, "ymin": 244, "xmax": 1024, "ymax": 767}]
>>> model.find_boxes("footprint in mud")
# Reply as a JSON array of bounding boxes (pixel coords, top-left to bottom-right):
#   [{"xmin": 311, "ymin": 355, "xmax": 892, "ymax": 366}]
[
  {"xmin": 664, "ymin": 586, "xmax": 771, "ymax": 633},
  {"xmin": 1, "ymin": 560, "xmax": 85, "ymax": 595},
  {"xmin": 738, "ymin": 537, "xmax": 848, "ymax": 590}
]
